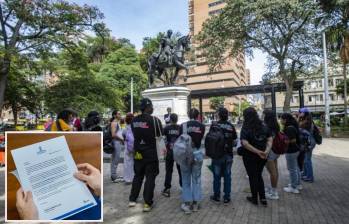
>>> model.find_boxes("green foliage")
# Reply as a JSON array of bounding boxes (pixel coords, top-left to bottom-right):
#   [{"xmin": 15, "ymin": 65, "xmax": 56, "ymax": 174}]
[
  {"xmin": 45, "ymin": 72, "xmax": 121, "ymax": 117},
  {"xmin": 0, "ymin": 0, "xmax": 106, "ymax": 109},
  {"xmin": 4, "ymin": 55, "xmax": 44, "ymax": 125},
  {"xmin": 209, "ymin": 96, "xmax": 225, "ymax": 111},
  {"xmin": 232, "ymin": 100, "xmax": 252, "ymax": 116},
  {"xmin": 98, "ymin": 46, "xmax": 148, "ymax": 112},
  {"xmin": 336, "ymin": 79, "xmax": 349, "ymax": 95}
]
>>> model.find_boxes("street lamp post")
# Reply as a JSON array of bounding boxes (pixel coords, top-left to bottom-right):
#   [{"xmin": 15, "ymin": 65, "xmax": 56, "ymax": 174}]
[
  {"xmin": 322, "ymin": 32, "xmax": 331, "ymax": 137},
  {"xmin": 131, "ymin": 77, "xmax": 134, "ymax": 113}
]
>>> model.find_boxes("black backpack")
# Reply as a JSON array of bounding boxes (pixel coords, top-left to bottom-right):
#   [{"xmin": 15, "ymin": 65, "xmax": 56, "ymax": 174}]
[
  {"xmin": 313, "ymin": 125, "xmax": 322, "ymax": 145},
  {"xmin": 205, "ymin": 123, "xmax": 226, "ymax": 159},
  {"xmin": 103, "ymin": 123, "xmax": 114, "ymax": 154}
]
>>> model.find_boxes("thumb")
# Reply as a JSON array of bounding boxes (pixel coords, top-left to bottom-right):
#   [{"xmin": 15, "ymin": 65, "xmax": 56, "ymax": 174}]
[
  {"xmin": 25, "ymin": 191, "xmax": 33, "ymax": 202},
  {"xmin": 74, "ymin": 172, "xmax": 90, "ymax": 183}
]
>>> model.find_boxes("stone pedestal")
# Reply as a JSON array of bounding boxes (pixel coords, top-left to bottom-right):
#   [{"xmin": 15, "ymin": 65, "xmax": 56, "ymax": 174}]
[{"xmin": 142, "ymin": 86, "xmax": 191, "ymax": 124}]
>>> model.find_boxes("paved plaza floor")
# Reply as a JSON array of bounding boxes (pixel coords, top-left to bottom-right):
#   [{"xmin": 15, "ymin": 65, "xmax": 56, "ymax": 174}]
[{"xmin": 103, "ymin": 138, "xmax": 349, "ymax": 224}]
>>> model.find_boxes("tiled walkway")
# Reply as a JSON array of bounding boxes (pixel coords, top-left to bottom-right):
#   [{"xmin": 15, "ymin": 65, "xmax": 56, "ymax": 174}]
[{"xmin": 103, "ymin": 139, "xmax": 349, "ymax": 224}]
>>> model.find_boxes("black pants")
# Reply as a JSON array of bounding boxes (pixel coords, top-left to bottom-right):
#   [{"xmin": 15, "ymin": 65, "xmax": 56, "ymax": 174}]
[
  {"xmin": 129, "ymin": 159, "xmax": 159, "ymax": 205},
  {"xmin": 243, "ymin": 155, "xmax": 267, "ymax": 200},
  {"xmin": 164, "ymin": 156, "xmax": 182, "ymax": 189},
  {"xmin": 298, "ymin": 150, "xmax": 305, "ymax": 172}
]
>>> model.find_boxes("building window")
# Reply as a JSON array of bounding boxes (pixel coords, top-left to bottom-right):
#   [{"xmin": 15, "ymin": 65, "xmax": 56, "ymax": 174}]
[
  {"xmin": 329, "ymin": 79, "xmax": 334, "ymax": 87},
  {"xmin": 292, "ymin": 96, "xmax": 299, "ymax": 104},
  {"xmin": 335, "ymin": 79, "xmax": 342, "ymax": 87},
  {"xmin": 330, "ymin": 94, "xmax": 335, "ymax": 101},
  {"xmin": 209, "ymin": 8, "xmax": 223, "ymax": 15},
  {"xmin": 319, "ymin": 94, "xmax": 323, "ymax": 102},
  {"xmin": 308, "ymin": 95, "xmax": 313, "ymax": 102},
  {"xmin": 318, "ymin": 80, "xmax": 323, "ymax": 88},
  {"xmin": 208, "ymin": 0, "xmax": 224, "ymax": 8}
]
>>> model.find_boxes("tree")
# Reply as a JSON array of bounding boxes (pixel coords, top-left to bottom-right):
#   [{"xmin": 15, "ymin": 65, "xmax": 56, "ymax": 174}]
[
  {"xmin": 98, "ymin": 46, "xmax": 148, "ymax": 112},
  {"xmin": 197, "ymin": 0, "xmax": 320, "ymax": 112},
  {"xmin": 209, "ymin": 96, "xmax": 225, "ymax": 111},
  {"xmin": 45, "ymin": 72, "xmax": 120, "ymax": 117},
  {"xmin": 232, "ymin": 100, "xmax": 252, "ymax": 117},
  {"xmin": 319, "ymin": 0, "xmax": 349, "ymax": 124},
  {"xmin": 4, "ymin": 55, "xmax": 43, "ymax": 126},
  {"xmin": 0, "ymin": 0, "xmax": 105, "ymax": 110}
]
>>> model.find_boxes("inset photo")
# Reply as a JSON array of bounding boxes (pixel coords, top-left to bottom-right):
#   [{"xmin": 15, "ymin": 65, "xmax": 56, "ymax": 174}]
[{"xmin": 5, "ymin": 132, "xmax": 102, "ymax": 222}]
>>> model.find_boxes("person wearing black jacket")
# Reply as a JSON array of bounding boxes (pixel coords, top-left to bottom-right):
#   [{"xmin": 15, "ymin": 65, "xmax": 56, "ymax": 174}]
[
  {"xmin": 162, "ymin": 113, "xmax": 182, "ymax": 197},
  {"xmin": 241, "ymin": 107, "xmax": 272, "ymax": 207},
  {"xmin": 210, "ymin": 108, "xmax": 237, "ymax": 204},
  {"xmin": 128, "ymin": 98, "xmax": 163, "ymax": 212}
]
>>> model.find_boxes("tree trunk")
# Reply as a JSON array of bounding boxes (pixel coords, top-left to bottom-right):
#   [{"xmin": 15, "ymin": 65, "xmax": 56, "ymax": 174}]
[
  {"xmin": 344, "ymin": 63, "xmax": 348, "ymax": 126},
  {"xmin": 0, "ymin": 57, "xmax": 11, "ymax": 110},
  {"xmin": 283, "ymin": 79, "xmax": 294, "ymax": 112}
]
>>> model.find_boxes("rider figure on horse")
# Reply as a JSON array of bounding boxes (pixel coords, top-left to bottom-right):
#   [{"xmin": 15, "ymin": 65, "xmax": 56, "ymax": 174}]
[{"xmin": 158, "ymin": 29, "xmax": 174, "ymax": 65}]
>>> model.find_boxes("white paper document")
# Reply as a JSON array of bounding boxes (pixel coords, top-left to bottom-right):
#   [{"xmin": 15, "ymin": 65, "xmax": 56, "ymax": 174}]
[{"xmin": 11, "ymin": 136, "xmax": 97, "ymax": 220}]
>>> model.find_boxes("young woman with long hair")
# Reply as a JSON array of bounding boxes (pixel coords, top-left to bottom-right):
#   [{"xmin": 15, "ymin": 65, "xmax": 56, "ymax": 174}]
[
  {"xmin": 240, "ymin": 107, "xmax": 273, "ymax": 206},
  {"xmin": 263, "ymin": 110, "xmax": 281, "ymax": 200}
]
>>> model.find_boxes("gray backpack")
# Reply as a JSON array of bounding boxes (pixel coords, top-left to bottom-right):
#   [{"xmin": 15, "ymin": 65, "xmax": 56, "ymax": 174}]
[{"xmin": 173, "ymin": 123, "xmax": 194, "ymax": 166}]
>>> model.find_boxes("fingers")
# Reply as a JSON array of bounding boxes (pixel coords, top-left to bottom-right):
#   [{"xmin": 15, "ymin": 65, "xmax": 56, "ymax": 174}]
[
  {"xmin": 76, "ymin": 163, "xmax": 99, "ymax": 174},
  {"xmin": 74, "ymin": 172, "xmax": 89, "ymax": 182}
]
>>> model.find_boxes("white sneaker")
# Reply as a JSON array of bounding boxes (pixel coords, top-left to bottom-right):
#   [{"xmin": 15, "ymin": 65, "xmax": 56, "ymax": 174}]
[
  {"xmin": 266, "ymin": 192, "xmax": 279, "ymax": 200},
  {"xmin": 283, "ymin": 186, "xmax": 300, "ymax": 194},
  {"xmin": 192, "ymin": 202, "xmax": 200, "ymax": 212},
  {"xmin": 128, "ymin": 201, "xmax": 136, "ymax": 207},
  {"xmin": 288, "ymin": 184, "xmax": 303, "ymax": 191},
  {"xmin": 181, "ymin": 203, "xmax": 191, "ymax": 214}
]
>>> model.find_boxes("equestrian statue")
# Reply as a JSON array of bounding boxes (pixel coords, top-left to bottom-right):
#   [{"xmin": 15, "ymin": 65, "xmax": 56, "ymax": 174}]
[{"xmin": 147, "ymin": 29, "xmax": 191, "ymax": 87}]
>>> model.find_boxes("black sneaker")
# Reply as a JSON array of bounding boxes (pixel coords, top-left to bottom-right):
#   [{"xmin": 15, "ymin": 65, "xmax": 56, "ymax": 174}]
[
  {"xmin": 260, "ymin": 198, "xmax": 267, "ymax": 207},
  {"xmin": 210, "ymin": 195, "xmax": 220, "ymax": 203},
  {"xmin": 223, "ymin": 198, "xmax": 231, "ymax": 204},
  {"xmin": 162, "ymin": 188, "xmax": 170, "ymax": 197},
  {"xmin": 246, "ymin": 196, "xmax": 258, "ymax": 205}
]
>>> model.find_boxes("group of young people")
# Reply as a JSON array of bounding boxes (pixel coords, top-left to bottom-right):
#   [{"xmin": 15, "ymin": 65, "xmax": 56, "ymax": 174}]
[
  {"xmin": 102, "ymin": 97, "xmax": 320, "ymax": 214},
  {"xmin": 239, "ymin": 107, "xmax": 319, "ymax": 206}
]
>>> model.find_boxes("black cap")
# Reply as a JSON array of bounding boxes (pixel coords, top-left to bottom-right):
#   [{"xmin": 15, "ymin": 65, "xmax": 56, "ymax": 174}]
[{"xmin": 140, "ymin": 98, "xmax": 153, "ymax": 110}]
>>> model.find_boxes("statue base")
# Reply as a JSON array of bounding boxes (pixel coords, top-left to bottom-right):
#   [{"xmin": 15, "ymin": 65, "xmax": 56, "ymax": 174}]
[{"xmin": 142, "ymin": 86, "xmax": 191, "ymax": 124}]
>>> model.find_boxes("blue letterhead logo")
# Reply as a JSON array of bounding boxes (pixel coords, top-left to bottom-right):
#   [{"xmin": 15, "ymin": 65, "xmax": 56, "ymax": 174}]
[{"xmin": 37, "ymin": 146, "xmax": 46, "ymax": 155}]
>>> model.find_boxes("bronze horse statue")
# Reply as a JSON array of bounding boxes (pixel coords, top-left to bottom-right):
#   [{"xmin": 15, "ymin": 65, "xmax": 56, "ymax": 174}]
[{"xmin": 147, "ymin": 35, "xmax": 191, "ymax": 87}]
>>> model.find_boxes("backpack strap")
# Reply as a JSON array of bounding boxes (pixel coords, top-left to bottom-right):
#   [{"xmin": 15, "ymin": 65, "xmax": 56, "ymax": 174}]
[{"xmin": 183, "ymin": 122, "xmax": 187, "ymax": 135}]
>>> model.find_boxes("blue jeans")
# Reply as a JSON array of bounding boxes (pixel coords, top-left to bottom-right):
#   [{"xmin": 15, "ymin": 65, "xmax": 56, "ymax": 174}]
[
  {"xmin": 303, "ymin": 148, "xmax": 314, "ymax": 181},
  {"xmin": 111, "ymin": 140, "xmax": 123, "ymax": 179},
  {"xmin": 285, "ymin": 152, "xmax": 301, "ymax": 188},
  {"xmin": 180, "ymin": 150, "xmax": 203, "ymax": 202},
  {"xmin": 212, "ymin": 154, "xmax": 233, "ymax": 200}
]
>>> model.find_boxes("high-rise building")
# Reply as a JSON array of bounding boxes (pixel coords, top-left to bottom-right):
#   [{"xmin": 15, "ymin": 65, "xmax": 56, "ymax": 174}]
[{"xmin": 183, "ymin": 0, "xmax": 249, "ymax": 112}]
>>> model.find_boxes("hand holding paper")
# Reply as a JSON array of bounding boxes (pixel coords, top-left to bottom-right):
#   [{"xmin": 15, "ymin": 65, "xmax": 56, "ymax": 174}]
[
  {"xmin": 74, "ymin": 163, "xmax": 101, "ymax": 197},
  {"xmin": 11, "ymin": 136, "xmax": 98, "ymax": 220},
  {"xmin": 16, "ymin": 188, "xmax": 38, "ymax": 220}
]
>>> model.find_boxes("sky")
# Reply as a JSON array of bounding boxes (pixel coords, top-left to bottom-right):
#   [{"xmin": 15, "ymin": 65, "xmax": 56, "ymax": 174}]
[{"xmin": 71, "ymin": 0, "xmax": 266, "ymax": 85}]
